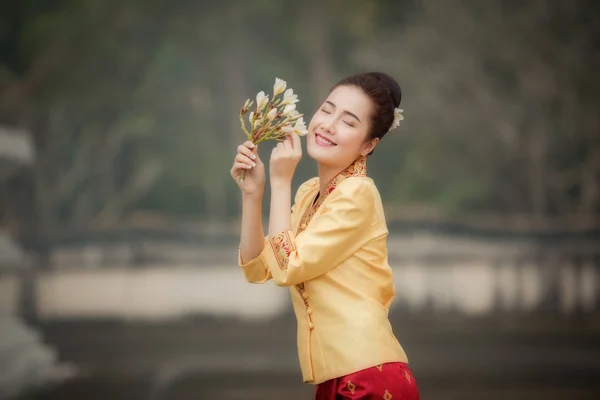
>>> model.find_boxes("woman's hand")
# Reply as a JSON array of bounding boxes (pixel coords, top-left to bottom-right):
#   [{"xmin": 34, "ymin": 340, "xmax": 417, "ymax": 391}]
[
  {"xmin": 231, "ymin": 141, "xmax": 265, "ymax": 198},
  {"xmin": 269, "ymin": 133, "xmax": 302, "ymax": 187}
]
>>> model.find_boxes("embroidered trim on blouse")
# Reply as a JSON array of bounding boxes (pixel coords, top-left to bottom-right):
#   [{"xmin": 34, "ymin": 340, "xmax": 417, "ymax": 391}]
[
  {"xmin": 269, "ymin": 231, "xmax": 295, "ymax": 270},
  {"xmin": 287, "ymin": 156, "xmax": 367, "ymax": 298},
  {"xmin": 296, "ymin": 155, "xmax": 367, "ymax": 235}
]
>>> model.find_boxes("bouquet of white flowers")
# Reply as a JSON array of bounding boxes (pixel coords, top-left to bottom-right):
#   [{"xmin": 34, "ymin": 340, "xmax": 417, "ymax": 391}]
[{"xmin": 238, "ymin": 78, "xmax": 307, "ymax": 182}]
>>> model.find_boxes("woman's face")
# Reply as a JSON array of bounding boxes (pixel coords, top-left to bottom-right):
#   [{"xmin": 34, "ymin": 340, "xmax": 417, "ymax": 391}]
[{"xmin": 306, "ymin": 85, "xmax": 378, "ymax": 169}]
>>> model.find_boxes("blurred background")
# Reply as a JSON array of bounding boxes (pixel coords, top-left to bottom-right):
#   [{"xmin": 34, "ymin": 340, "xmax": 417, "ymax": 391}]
[{"xmin": 1, "ymin": 0, "xmax": 599, "ymax": 399}]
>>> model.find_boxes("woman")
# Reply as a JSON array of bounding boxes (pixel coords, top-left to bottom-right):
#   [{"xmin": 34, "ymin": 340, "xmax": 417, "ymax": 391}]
[{"xmin": 230, "ymin": 72, "xmax": 419, "ymax": 399}]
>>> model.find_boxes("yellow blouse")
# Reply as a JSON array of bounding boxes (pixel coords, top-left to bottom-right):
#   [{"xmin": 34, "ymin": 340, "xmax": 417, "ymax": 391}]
[{"xmin": 238, "ymin": 156, "xmax": 409, "ymax": 384}]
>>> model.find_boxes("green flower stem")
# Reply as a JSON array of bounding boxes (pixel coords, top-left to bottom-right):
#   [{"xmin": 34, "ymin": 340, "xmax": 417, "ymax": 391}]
[{"xmin": 239, "ymin": 115, "xmax": 251, "ymax": 139}]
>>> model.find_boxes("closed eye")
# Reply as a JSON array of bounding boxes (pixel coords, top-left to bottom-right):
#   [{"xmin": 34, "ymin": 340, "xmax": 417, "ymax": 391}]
[
  {"xmin": 324, "ymin": 100, "xmax": 361, "ymax": 123},
  {"xmin": 320, "ymin": 108, "xmax": 331, "ymax": 114}
]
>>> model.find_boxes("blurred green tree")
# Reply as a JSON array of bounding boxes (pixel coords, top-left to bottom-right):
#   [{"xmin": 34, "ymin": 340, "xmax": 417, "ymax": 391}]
[{"xmin": 0, "ymin": 0, "xmax": 598, "ymax": 265}]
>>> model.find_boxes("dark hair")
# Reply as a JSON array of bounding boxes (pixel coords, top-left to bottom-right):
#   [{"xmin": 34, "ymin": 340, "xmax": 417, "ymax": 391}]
[{"xmin": 331, "ymin": 72, "xmax": 402, "ymax": 145}]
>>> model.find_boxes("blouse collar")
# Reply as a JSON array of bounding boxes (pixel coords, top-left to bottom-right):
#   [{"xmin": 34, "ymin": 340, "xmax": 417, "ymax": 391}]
[{"xmin": 320, "ymin": 155, "xmax": 367, "ymax": 197}]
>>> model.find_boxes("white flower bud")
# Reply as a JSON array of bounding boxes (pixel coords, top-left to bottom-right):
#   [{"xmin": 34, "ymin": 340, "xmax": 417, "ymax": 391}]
[
  {"xmin": 266, "ymin": 108, "xmax": 278, "ymax": 121},
  {"xmin": 281, "ymin": 88, "xmax": 298, "ymax": 105},
  {"xmin": 282, "ymin": 103, "xmax": 296, "ymax": 116},
  {"xmin": 281, "ymin": 125, "xmax": 295, "ymax": 134},
  {"xmin": 273, "ymin": 78, "xmax": 287, "ymax": 97},
  {"xmin": 256, "ymin": 91, "xmax": 269, "ymax": 110},
  {"xmin": 293, "ymin": 117, "xmax": 308, "ymax": 136}
]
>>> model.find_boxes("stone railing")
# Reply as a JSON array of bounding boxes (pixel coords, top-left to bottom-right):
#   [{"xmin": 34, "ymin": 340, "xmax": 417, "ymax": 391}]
[{"xmin": 0, "ymin": 233, "xmax": 598, "ymax": 320}]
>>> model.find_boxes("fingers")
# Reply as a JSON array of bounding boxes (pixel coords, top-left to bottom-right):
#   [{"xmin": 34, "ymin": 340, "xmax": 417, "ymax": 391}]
[
  {"xmin": 282, "ymin": 135, "xmax": 292, "ymax": 151},
  {"xmin": 235, "ymin": 152, "xmax": 256, "ymax": 169},
  {"xmin": 231, "ymin": 141, "xmax": 267, "ymax": 187},
  {"xmin": 279, "ymin": 133, "xmax": 298, "ymax": 152},
  {"xmin": 271, "ymin": 136, "xmax": 302, "ymax": 162},
  {"xmin": 287, "ymin": 132, "xmax": 298, "ymax": 146},
  {"xmin": 232, "ymin": 161, "xmax": 253, "ymax": 171},
  {"xmin": 288, "ymin": 132, "xmax": 302, "ymax": 155},
  {"xmin": 237, "ymin": 142, "xmax": 257, "ymax": 161},
  {"xmin": 236, "ymin": 140, "xmax": 263, "ymax": 166}
]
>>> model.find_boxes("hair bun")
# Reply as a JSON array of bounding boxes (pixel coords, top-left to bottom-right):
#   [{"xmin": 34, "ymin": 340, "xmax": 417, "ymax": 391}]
[{"xmin": 370, "ymin": 72, "xmax": 402, "ymax": 108}]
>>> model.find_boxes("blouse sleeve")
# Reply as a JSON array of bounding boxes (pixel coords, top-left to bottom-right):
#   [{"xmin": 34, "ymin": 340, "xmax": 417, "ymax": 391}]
[
  {"xmin": 238, "ymin": 236, "xmax": 272, "ymax": 284},
  {"xmin": 262, "ymin": 178, "xmax": 379, "ymax": 287},
  {"xmin": 237, "ymin": 178, "xmax": 318, "ymax": 284}
]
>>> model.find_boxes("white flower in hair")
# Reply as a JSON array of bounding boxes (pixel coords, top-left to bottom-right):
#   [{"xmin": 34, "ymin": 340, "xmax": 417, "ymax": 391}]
[{"xmin": 389, "ymin": 107, "xmax": 404, "ymax": 131}]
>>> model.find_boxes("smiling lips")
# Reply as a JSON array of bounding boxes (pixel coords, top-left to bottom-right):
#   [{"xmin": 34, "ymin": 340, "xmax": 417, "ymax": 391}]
[{"xmin": 315, "ymin": 133, "xmax": 337, "ymax": 147}]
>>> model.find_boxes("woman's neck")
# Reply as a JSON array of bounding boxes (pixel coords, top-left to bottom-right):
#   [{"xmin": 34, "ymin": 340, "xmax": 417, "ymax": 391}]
[{"xmin": 317, "ymin": 163, "xmax": 345, "ymax": 194}]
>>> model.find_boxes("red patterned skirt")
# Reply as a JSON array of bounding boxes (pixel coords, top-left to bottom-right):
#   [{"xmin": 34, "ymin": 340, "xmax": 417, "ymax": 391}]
[{"xmin": 314, "ymin": 362, "xmax": 419, "ymax": 400}]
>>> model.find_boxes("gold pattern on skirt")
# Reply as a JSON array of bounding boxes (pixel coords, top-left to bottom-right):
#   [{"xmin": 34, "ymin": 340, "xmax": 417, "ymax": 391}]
[{"xmin": 346, "ymin": 380, "xmax": 356, "ymax": 394}]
